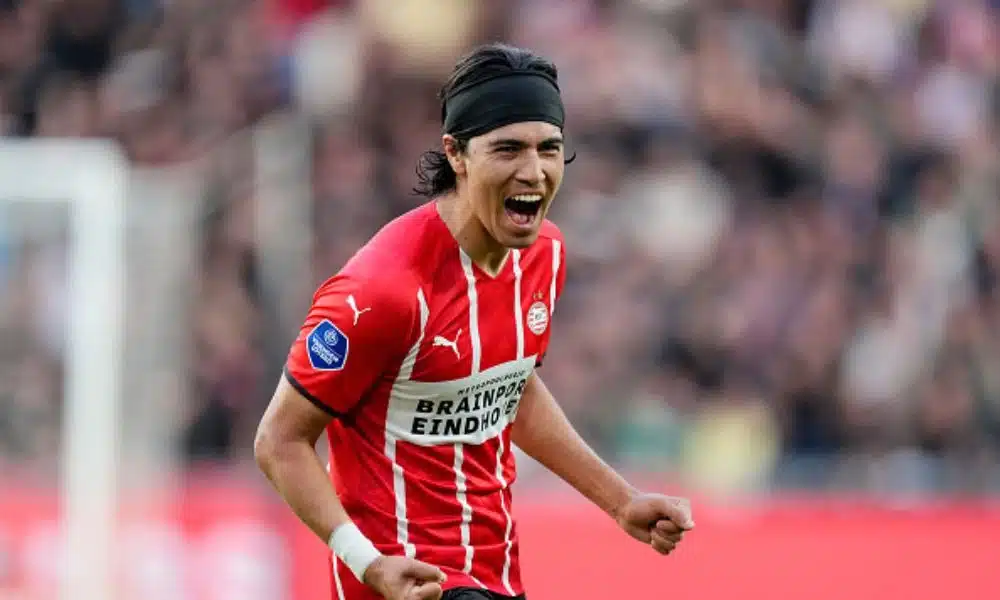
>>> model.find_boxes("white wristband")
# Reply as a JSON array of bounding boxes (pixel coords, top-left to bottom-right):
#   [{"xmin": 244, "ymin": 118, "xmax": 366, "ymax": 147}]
[{"xmin": 329, "ymin": 523, "xmax": 383, "ymax": 583}]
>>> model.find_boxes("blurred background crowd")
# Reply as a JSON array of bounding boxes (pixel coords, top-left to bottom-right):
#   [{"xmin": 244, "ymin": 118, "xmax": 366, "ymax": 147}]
[{"xmin": 1, "ymin": 0, "xmax": 999, "ymax": 497}]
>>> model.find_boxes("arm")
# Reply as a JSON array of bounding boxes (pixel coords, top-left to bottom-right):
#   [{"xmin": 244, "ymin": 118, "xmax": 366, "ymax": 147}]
[
  {"xmin": 255, "ymin": 274, "xmax": 388, "ymax": 543},
  {"xmin": 255, "ymin": 376, "xmax": 445, "ymax": 598},
  {"xmin": 254, "ymin": 376, "xmax": 345, "ymax": 542},
  {"xmin": 512, "ymin": 372, "xmax": 693, "ymax": 556},
  {"xmin": 255, "ymin": 273, "xmax": 446, "ymax": 597},
  {"xmin": 510, "ymin": 373, "xmax": 637, "ymax": 521},
  {"xmin": 516, "ymin": 235, "xmax": 693, "ymax": 555}
]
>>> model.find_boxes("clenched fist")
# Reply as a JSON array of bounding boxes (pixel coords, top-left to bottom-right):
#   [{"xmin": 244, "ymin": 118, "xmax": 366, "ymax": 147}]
[
  {"xmin": 364, "ymin": 555, "xmax": 447, "ymax": 600},
  {"xmin": 616, "ymin": 493, "xmax": 694, "ymax": 555}
]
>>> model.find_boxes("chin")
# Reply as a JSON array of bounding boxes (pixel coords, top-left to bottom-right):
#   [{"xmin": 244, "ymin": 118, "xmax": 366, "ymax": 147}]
[
  {"xmin": 499, "ymin": 228, "xmax": 540, "ymax": 249},
  {"xmin": 505, "ymin": 235, "xmax": 538, "ymax": 249}
]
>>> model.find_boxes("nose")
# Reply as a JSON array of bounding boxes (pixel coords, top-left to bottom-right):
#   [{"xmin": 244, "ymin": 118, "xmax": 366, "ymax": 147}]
[{"xmin": 515, "ymin": 152, "xmax": 545, "ymax": 187}]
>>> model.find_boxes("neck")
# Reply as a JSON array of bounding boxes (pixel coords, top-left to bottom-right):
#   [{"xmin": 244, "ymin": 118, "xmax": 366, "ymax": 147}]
[{"xmin": 436, "ymin": 192, "xmax": 509, "ymax": 276}]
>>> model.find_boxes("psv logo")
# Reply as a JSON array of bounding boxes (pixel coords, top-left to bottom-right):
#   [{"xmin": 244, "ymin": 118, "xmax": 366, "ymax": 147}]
[{"xmin": 526, "ymin": 301, "xmax": 549, "ymax": 335}]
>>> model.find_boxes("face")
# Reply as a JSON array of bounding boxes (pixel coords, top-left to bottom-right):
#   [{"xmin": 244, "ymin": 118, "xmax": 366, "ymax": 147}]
[{"xmin": 446, "ymin": 121, "xmax": 565, "ymax": 249}]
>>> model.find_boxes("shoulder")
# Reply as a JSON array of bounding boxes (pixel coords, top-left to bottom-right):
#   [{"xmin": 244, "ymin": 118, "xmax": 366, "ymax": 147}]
[
  {"xmin": 316, "ymin": 202, "xmax": 444, "ymax": 313},
  {"xmin": 345, "ymin": 201, "xmax": 446, "ymax": 277},
  {"xmin": 306, "ymin": 268, "xmax": 420, "ymax": 359},
  {"xmin": 311, "ymin": 270, "xmax": 418, "ymax": 316},
  {"xmin": 529, "ymin": 219, "xmax": 567, "ymax": 300},
  {"xmin": 537, "ymin": 218, "xmax": 565, "ymax": 245},
  {"xmin": 525, "ymin": 218, "xmax": 565, "ymax": 268}
]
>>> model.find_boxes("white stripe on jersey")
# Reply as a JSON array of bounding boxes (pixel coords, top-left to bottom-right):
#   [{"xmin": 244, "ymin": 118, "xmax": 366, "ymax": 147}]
[
  {"xmin": 457, "ymin": 249, "xmax": 486, "ymax": 588},
  {"xmin": 332, "ymin": 555, "xmax": 346, "ymax": 600},
  {"xmin": 459, "ymin": 251, "xmax": 483, "ymax": 373},
  {"xmin": 453, "ymin": 445, "xmax": 477, "ymax": 575},
  {"xmin": 399, "ymin": 288, "xmax": 429, "ymax": 379},
  {"xmin": 494, "ymin": 435, "xmax": 516, "ymax": 595},
  {"xmin": 491, "ymin": 248, "xmax": 522, "ymax": 594},
  {"xmin": 385, "ymin": 288, "xmax": 430, "ymax": 558},
  {"xmin": 512, "ymin": 250, "xmax": 524, "ymax": 360},
  {"xmin": 550, "ymin": 239, "xmax": 561, "ymax": 316},
  {"xmin": 384, "ymin": 439, "xmax": 413, "ymax": 557}
]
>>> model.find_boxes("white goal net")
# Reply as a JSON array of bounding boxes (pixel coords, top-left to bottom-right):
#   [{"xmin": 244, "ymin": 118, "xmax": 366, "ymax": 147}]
[
  {"xmin": 0, "ymin": 120, "xmax": 312, "ymax": 600},
  {"xmin": 0, "ymin": 140, "xmax": 126, "ymax": 600}
]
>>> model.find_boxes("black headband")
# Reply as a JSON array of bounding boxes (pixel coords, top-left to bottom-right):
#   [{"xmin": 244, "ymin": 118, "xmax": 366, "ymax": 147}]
[{"xmin": 442, "ymin": 71, "xmax": 565, "ymax": 139}]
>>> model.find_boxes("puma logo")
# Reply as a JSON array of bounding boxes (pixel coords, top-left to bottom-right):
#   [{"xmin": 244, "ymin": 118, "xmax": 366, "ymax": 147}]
[
  {"xmin": 432, "ymin": 329, "xmax": 462, "ymax": 359},
  {"xmin": 346, "ymin": 295, "xmax": 371, "ymax": 326}
]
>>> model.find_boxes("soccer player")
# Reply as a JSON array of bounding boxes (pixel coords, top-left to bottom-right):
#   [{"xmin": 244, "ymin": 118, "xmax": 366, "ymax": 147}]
[{"xmin": 254, "ymin": 43, "xmax": 694, "ymax": 600}]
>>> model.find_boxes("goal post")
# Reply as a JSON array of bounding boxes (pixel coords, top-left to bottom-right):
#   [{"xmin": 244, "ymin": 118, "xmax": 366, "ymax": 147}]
[{"xmin": 0, "ymin": 139, "xmax": 127, "ymax": 600}]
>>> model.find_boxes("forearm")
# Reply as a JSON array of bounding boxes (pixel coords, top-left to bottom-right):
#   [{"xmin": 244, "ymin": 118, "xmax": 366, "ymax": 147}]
[
  {"xmin": 511, "ymin": 373, "xmax": 637, "ymax": 520},
  {"xmin": 255, "ymin": 437, "xmax": 350, "ymax": 543}
]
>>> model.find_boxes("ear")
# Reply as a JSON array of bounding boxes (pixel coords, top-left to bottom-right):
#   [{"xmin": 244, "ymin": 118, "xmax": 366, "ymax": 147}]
[{"xmin": 442, "ymin": 135, "xmax": 467, "ymax": 177}]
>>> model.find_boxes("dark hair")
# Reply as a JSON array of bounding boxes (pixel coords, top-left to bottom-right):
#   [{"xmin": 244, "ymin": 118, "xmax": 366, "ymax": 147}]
[{"xmin": 413, "ymin": 43, "xmax": 573, "ymax": 197}]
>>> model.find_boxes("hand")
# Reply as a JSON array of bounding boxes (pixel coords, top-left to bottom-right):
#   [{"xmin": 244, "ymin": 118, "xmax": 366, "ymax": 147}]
[
  {"xmin": 616, "ymin": 493, "xmax": 694, "ymax": 555},
  {"xmin": 363, "ymin": 555, "xmax": 447, "ymax": 600}
]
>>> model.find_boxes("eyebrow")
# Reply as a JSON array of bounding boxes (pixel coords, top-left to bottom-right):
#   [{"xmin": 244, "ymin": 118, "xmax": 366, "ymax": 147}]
[{"xmin": 488, "ymin": 137, "xmax": 565, "ymax": 149}]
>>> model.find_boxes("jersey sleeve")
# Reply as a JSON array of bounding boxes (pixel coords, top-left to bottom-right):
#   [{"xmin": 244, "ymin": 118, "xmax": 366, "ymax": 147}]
[{"xmin": 284, "ymin": 274, "xmax": 417, "ymax": 416}]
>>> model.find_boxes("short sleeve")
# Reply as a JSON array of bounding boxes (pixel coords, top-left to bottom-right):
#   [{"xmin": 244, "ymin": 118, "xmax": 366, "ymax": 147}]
[{"xmin": 284, "ymin": 274, "xmax": 416, "ymax": 416}]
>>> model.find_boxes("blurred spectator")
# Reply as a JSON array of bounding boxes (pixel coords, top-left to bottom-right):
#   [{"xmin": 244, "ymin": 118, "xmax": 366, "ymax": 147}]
[{"xmin": 1, "ymin": 0, "xmax": 999, "ymax": 495}]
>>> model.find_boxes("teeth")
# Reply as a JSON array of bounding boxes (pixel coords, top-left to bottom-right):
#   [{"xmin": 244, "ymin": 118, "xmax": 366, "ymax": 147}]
[{"xmin": 509, "ymin": 194, "xmax": 542, "ymax": 203}]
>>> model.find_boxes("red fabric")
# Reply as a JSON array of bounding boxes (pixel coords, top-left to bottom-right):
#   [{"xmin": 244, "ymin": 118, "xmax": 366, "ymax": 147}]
[
  {"xmin": 293, "ymin": 494, "xmax": 1000, "ymax": 600},
  {"xmin": 286, "ymin": 201, "xmax": 568, "ymax": 598},
  {"xmin": 2, "ymin": 482, "xmax": 998, "ymax": 599},
  {"xmin": 514, "ymin": 497, "xmax": 1000, "ymax": 600}
]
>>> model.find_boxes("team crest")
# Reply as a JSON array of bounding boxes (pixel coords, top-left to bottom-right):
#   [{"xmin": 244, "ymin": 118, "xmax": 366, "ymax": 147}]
[
  {"xmin": 526, "ymin": 301, "xmax": 549, "ymax": 335},
  {"xmin": 307, "ymin": 319, "xmax": 350, "ymax": 370}
]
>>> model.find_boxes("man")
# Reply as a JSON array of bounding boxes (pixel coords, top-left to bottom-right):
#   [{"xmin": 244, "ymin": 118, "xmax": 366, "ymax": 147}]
[{"xmin": 254, "ymin": 43, "xmax": 694, "ymax": 600}]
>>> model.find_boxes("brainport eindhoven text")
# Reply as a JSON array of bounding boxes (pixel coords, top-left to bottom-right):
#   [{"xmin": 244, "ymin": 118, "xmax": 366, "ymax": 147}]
[{"xmin": 408, "ymin": 373, "xmax": 529, "ymax": 436}]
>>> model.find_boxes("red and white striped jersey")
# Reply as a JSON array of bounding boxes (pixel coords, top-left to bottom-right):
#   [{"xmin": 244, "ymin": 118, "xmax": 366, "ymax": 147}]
[{"xmin": 284, "ymin": 200, "xmax": 566, "ymax": 600}]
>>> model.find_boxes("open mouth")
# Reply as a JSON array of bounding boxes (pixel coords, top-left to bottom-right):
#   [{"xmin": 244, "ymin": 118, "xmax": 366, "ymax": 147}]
[{"xmin": 503, "ymin": 194, "xmax": 544, "ymax": 227}]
